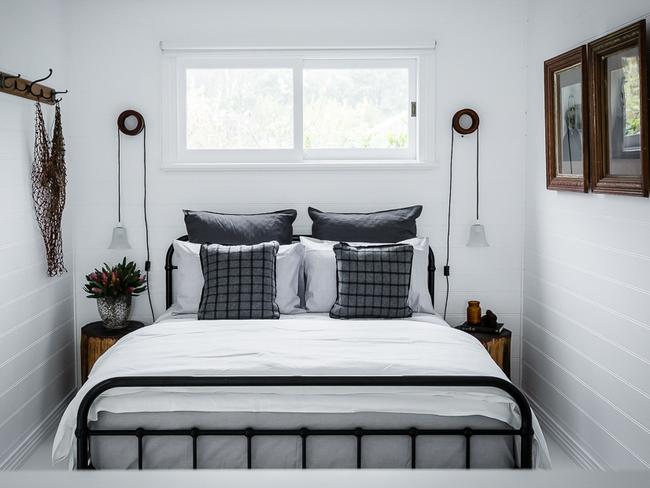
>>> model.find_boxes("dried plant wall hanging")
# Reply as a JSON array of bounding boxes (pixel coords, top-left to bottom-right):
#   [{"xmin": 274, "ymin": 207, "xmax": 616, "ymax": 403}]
[{"xmin": 32, "ymin": 102, "xmax": 67, "ymax": 276}]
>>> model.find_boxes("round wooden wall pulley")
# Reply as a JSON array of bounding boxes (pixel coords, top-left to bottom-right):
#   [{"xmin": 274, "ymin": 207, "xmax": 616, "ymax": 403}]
[
  {"xmin": 117, "ymin": 109, "xmax": 145, "ymax": 136},
  {"xmin": 452, "ymin": 108, "xmax": 480, "ymax": 135}
]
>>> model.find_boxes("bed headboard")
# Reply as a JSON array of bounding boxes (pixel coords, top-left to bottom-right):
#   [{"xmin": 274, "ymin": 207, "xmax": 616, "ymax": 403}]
[{"xmin": 164, "ymin": 235, "xmax": 436, "ymax": 310}]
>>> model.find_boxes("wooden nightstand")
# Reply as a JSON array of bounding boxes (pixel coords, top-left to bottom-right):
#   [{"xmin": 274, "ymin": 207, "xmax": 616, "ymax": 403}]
[
  {"xmin": 80, "ymin": 321, "xmax": 145, "ymax": 384},
  {"xmin": 456, "ymin": 325, "xmax": 511, "ymax": 378}
]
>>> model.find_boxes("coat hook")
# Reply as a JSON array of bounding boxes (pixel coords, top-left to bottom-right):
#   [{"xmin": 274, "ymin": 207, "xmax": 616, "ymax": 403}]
[
  {"xmin": 28, "ymin": 68, "xmax": 53, "ymax": 98},
  {"xmin": 2, "ymin": 73, "xmax": 22, "ymax": 90},
  {"xmin": 51, "ymin": 88, "xmax": 68, "ymax": 103}
]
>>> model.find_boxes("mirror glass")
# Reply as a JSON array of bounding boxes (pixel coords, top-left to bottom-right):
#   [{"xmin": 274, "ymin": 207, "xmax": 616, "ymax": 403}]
[
  {"xmin": 606, "ymin": 46, "xmax": 642, "ymax": 176},
  {"xmin": 554, "ymin": 63, "xmax": 584, "ymax": 176},
  {"xmin": 458, "ymin": 113, "xmax": 474, "ymax": 131}
]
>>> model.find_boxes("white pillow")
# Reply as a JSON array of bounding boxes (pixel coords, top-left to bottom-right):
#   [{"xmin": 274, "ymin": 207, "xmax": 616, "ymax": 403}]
[
  {"xmin": 172, "ymin": 240, "xmax": 304, "ymax": 315},
  {"xmin": 300, "ymin": 236, "xmax": 434, "ymax": 314}
]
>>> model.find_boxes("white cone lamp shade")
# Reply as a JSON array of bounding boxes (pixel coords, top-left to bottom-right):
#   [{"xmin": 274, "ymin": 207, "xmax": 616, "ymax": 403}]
[
  {"xmin": 108, "ymin": 222, "xmax": 131, "ymax": 249},
  {"xmin": 466, "ymin": 220, "xmax": 489, "ymax": 247}
]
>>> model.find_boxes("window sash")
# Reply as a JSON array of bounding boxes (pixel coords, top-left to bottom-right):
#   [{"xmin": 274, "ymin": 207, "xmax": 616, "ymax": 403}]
[
  {"xmin": 162, "ymin": 48, "xmax": 433, "ymax": 167},
  {"xmin": 302, "ymin": 58, "xmax": 417, "ymax": 160},
  {"xmin": 177, "ymin": 57, "xmax": 302, "ymax": 163}
]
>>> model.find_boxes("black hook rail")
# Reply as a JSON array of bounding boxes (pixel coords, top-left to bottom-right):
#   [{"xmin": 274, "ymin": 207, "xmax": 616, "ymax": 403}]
[{"xmin": 0, "ymin": 67, "xmax": 68, "ymax": 105}]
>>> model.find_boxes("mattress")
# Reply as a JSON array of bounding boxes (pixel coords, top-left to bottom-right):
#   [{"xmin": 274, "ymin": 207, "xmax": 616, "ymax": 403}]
[{"xmin": 53, "ymin": 311, "xmax": 550, "ymax": 469}]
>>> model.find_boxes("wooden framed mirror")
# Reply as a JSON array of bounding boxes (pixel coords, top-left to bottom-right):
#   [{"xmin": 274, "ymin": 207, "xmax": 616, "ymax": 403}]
[
  {"xmin": 545, "ymin": 46, "xmax": 590, "ymax": 192},
  {"xmin": 588, "ymin": 20, "xmax": 649, "ymax": 197}
]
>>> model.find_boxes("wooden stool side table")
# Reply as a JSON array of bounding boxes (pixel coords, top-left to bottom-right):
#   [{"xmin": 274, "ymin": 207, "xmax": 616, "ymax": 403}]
[{"xmin": 80, "ymin": 321, "xmax": 145, "ymax": 384}]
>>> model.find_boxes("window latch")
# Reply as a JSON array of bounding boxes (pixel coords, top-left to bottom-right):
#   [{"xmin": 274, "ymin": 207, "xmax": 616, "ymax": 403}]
[{"xmin": 411, "ymin": 101, "xmax": 417, "ymax": 117}]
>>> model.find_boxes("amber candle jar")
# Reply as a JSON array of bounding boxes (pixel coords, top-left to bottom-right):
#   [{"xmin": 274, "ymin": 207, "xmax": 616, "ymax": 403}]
[{"xmin": 467, "ymin": 300, "xmax": 481, "ymax": 325}]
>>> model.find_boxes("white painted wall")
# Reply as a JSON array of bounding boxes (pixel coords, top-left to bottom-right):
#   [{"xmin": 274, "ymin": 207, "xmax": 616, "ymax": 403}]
[
  {"xmin": 524, "ymin": 0, "xmax": 650, "ymax": 470},
  {"xmin": 0, "ymin": 0, "xmax": 76, "ymax": 469},
  {"xmin": 64, "ymin": 0, "xmax": 529, "ymax": 385}
]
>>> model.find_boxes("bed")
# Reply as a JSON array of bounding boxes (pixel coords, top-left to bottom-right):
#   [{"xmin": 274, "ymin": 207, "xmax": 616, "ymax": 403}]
[{"xmin": 53, "ymin": 236, "xmax": 550, "ymax": 470}]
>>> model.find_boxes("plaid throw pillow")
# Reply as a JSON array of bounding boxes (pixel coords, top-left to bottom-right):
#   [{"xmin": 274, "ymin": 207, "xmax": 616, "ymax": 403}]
[
  {"xmin": 198, "ymin": 241, "xmax": 280, "ymax": 320},
  {"xmin": 330, "ymin": 242, "xmax": 414, "ymax": 319}
]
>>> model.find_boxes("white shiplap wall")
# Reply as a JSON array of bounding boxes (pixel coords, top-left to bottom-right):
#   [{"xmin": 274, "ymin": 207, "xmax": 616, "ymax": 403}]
[
  {"xmin": 525, "ymin": 0, "xmax": 650, "ymax": 469},
  {"xmin": 64, "ymin": 0, "xmax": 529, "ymax": 385},
  {"xmin": 0, "ymin": 0, "xmax": 75, "ymax": 469}
]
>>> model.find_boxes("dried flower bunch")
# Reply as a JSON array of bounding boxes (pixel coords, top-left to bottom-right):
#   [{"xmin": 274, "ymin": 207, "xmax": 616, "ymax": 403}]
[{"xmin": 84, "ymin": 258, "xmax": 147, "ymax": 298}]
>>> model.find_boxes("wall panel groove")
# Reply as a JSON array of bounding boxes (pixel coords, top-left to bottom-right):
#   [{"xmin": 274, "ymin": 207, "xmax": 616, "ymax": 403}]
[
  {"xmin": 525, "ymin": 278, "xmax": 650, "ymax": 362},
  {"xmin": 524, "ymin": 316, "xmax": 649, "ymax": 400},
  {"xmin": 524, "ymin": 339, "xmax": 649, "ymax": 431},
  {"xmin": 523, "ymin": 364, "xmax": 648, "ymax": 468}
]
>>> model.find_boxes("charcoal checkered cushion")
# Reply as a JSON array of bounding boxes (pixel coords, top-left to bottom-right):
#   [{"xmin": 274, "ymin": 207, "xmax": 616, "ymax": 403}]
[
  {"xmin": 198, "ymin": 241, "xmax": 280, "ymax": 320},
  {"xmin": 330, "ymin": 242, "xmax": 414, "ymax": 319}
]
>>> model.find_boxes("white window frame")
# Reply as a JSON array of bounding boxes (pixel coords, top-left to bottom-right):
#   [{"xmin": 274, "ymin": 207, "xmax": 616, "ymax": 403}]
[{"xmin": 161, "ymin": 45, "xmax": 436, "ymax": 170}]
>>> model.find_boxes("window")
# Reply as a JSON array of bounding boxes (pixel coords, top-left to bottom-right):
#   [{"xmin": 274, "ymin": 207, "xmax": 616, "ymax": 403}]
[
  {"xmin": 186, "ymin": 67, "xmax": 294, "ymax": 150},
  {"xmin": 162, "ymin": 47, "xmax": 434, "ymax": 167}
]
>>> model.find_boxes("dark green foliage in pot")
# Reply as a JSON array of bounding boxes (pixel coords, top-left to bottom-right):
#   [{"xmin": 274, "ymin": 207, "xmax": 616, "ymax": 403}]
[{"xmin": 84, "ymin": 258, "xmax": 147, "ymax": 298}]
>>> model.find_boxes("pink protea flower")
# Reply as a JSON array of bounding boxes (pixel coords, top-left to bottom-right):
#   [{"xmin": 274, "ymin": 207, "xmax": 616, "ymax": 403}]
[
  {"xmin": 101, "ymin": 272, "xmax": 108, "ymax": 284},
  {"xmin": 89, "ymin": 272, "xmax": 97, "ymax": 281},
  {"xmin": 91, "ymin": 287, "xmax": 102, "ymax": 294},
  {"xmin": 139, "ymin": 276, "xmax": 146, "ymax": 283}
]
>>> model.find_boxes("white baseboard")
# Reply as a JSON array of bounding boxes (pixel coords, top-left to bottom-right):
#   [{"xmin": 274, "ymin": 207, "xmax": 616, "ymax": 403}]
[
  {"xmin": 528, "ymin": 396, "xmax": 606, "ymax": 471},
  {"xmin": 0, "ymin": 390, "xmax": 75, "ymax": 471}
]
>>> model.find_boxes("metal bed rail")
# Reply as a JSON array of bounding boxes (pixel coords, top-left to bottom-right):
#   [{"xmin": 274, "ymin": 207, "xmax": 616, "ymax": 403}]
[{"xmin": 75, "ymin": 375, "xmax": 534, "ymax": 470}]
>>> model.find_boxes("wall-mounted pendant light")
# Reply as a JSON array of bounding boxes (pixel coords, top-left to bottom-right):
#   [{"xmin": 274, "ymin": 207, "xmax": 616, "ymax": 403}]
[
  {"xmin": 452, "ymin": 109, "xmax": 488, "ymax": 247},
  {"xmin": 110, "ymin": 109, "xmax": 154, "ymax": 322},
  {"xmin": 108, "ymin": 223, "xmax": 130, "ymax": 249},
  {"xmin": 443, "ymin": 108, "xmax": 487, "ymax": 319},
  {"xmin": 108, "ymin": 127, "xmax": 131, "ymax": 249},
  {"xmin": 109, "ymin": 110, "xmax": 145, "ymax": 249}
]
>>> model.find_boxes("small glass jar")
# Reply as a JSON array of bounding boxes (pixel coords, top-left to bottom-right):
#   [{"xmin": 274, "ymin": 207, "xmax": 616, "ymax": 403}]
[{"xmin": 467, "ymin": 300, "xmax": 481, "ymax": 325}]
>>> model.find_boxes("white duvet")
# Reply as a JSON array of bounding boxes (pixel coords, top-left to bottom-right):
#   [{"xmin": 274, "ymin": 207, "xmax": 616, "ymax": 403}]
[{"xmin": 53, "ymin": 313, "xmax": 550, "ymax": 468}]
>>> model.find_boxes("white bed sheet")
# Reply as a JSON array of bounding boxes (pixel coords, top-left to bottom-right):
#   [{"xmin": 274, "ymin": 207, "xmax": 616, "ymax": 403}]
[{"xmin": 53, "ymin": 312, "xmax": 550, "ymax": 468}]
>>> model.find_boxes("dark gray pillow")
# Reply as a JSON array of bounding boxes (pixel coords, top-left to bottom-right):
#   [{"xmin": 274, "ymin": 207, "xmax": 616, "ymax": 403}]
[
  {"xmin": 198, "ymin": 242, "xmax": 280, "ymax": 320},
  {"xmin": 308, "ymin": 206, "xmax": 422, "ymax": 243},
  {"xmin": 330, "ymin": 242, "xmax": 413, "ymax": 319},
  {"xmin": 184, "ymin": 209, "xmax": 297, "ymax": 245}
]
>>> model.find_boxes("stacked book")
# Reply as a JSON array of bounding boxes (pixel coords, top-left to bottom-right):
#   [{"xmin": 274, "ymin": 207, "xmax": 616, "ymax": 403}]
[{"xmin": 456, "ymin": 322, "xmax": 504, "ymax": 334}]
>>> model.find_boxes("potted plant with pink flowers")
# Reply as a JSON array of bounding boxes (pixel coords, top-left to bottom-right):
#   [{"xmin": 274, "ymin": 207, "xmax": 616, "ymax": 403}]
[{"xmin": 84, "ymin": 258, "xmax": 147, "ymax": 329}]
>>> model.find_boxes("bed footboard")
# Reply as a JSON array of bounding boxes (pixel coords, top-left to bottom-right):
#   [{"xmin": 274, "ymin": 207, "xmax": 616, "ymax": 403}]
[{"xmin": 75, "ymin": 375, "xmax": 534, "ymax": 470}]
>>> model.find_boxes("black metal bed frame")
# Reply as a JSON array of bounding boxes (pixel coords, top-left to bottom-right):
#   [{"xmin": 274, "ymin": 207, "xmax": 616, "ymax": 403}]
[
  {"xmin": 74, "ymin": 236, "xmax": 534, "ymax": 470},
  {"xmin": 76, "ymin": 376, "xmax": 533, "ymax": 470}
]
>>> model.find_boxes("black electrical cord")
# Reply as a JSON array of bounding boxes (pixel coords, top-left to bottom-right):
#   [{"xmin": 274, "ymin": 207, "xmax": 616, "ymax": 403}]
[
  {"xmin": 475, "ymin": 127, "xmax": 480, "ymax": 221},
  {"xmin": 117, "ymin": 127, "xmax": 121, "ymax": 223},
  {"xmin": 116, "ymin": 113, "xmax": 154, "ymax": 323},
  {"xmin": 443, "ymin": 123, "xmax": 454, "ymax": 320},
  {"xmin": 143, "ymin": 123, "xmax": 155, "ymax": 323}
]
